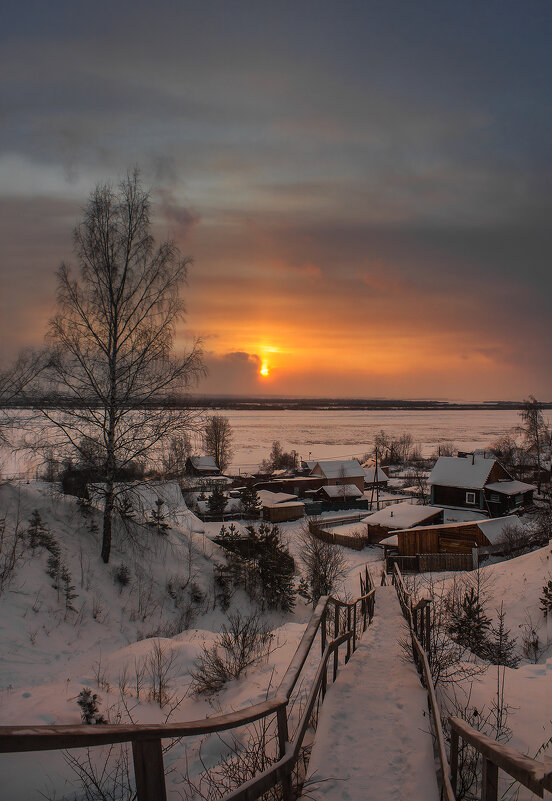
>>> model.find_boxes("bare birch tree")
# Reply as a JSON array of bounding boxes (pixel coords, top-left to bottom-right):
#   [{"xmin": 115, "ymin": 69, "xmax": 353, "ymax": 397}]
[
  {"xmin": 38, "ymin": 170, "xmax": 204, "ymax": 562},
  {"xmin": 203, "ymin": 414, "xmax": 233, "ymax": 473}
]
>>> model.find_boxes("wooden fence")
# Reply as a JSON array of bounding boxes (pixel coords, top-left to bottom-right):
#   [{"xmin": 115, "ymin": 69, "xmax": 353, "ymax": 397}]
[
  {"xmin": 391, "ymin": 563, "xmax": 552, "ymax": 801},
  {"xmin": 0, "ymin": 568, "xmax": 376, "ymax": 801},
  {"xmin": 386, "ymin": 552, "xmax": 475, "ymax": 574},
  {"xmin": 309, "ymin": 521, "xmax": 367, "ymax": 550}
]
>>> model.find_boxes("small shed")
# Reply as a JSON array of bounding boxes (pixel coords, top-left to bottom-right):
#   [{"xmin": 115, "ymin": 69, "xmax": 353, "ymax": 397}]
[
  {"xmin": 395, "ymin": 514, "xmax": 525, "ymax": 555},
  {"xmin": 362, "ymin": 465, "xmax": 389, "ymax": 488},
  {"xmin": 263, "ymin": 501, "xmax": 305, "ymax": 523},
  {"xmin": 362, "ymin": 503, "xmax": 443, "ymax": 543}
]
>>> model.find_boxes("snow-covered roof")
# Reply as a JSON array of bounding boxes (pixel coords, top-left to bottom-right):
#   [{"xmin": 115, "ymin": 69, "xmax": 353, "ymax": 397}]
[
  {"xmin": 442, "ymin": 508, "xmax": 487, "ymax": 523},
  {"xmin": 189, "ymin": 455, "xmax": 219, "ymax": 472},
  {"xmin": 428, "ymin": 455, "xmax": 499, "ymax": 489},
  {"xmin": 379, "ymin": 534, "xmax": 399, "ymax": 547},
  {"xmin": 485, "ymin": 480, "xmax": 536, "ymax": 496},
  {"xmin": 257, "ymin": 490, "xmax": 298, "ymax": 506},
  {"xmin": 362, "ymin": 502, "xmax": 442, "ymax": 529},
  {"xmin": 262, "ymin": 500, "xmax": 305, "ymax": 510},
  {"xmin": 477, "ymin": 515, "xmax": 526, "ymax": 544},
  {"xmin": 319, "ymin": 484, "xmax": 363, "ymax": 499},
  {"xmin": 310, "ymin": 459, "xmax": 364, "ymax": 479},
  {"xmin": 363, "ymin": 466, "xmax": 388, "ymax": 483},
  {"xmin": 393, "ymin": 514, "xmax": 525, "ymax": 546}
]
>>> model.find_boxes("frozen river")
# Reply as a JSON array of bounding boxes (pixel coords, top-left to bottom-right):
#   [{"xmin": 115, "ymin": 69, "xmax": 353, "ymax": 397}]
[{"xmin": 1, "ymin": 408, "xmax": 521, "ymax": 477}]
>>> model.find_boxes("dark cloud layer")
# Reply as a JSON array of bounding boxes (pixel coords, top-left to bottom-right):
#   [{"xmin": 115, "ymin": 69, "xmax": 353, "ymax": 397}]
[{"xmin": 1, "ymin": 1, "xmax": 550, "ymax": 397}]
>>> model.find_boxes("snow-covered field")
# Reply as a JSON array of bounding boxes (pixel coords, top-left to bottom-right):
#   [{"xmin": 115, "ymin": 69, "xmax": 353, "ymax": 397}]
[{"xmin": 0, "ymin": 478, "xmax": 549, "ymax": 800}]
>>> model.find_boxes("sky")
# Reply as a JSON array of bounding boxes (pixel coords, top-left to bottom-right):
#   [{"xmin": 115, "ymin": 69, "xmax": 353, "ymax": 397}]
[{"xmin": 1, "ymin": 0, "xmax": 551, "ymax": 400}]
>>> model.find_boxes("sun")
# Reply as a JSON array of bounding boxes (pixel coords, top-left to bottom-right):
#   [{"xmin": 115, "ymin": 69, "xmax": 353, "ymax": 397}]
[{"xmin": 259, "ymin": 359, "xmax": 270, "ymax": 377}]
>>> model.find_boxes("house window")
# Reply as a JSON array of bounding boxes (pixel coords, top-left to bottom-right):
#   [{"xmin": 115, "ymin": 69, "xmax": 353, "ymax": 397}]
[
  {"xmin": 514, "ymin": 494, "xmax": 523, "ymax": 505},
  {"xmin": 490, "ymin": 494, "xmax": 500, "ymax": 503},
  {"xmin": 466, "ymin": 491, "xmax": 476, "ymax": 505}
]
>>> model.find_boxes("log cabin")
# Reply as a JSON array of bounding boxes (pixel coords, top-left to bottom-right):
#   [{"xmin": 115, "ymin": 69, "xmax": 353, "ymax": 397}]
[{"xmin": 429, "ymin": 453, "xmax": 535, "ymax": 517}]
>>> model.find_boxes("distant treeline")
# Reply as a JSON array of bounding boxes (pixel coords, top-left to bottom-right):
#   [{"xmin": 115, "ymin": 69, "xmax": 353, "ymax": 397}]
[{"xmin": 3, "ymin": 394, "xmax": 551, "ymax": 411}]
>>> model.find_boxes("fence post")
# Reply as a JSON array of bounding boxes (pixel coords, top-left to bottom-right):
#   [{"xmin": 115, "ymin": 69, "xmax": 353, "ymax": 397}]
[
  {"xmin": 353, "ymin": 603, "xmax": 357, "ymax": 653},
  {"xmin": 321, "ymin": 605, "xmax": 327, "ymax": 699},
  {"xmin": 346, "ymin": 606, "xmax": 352, "ymax": 663},
  {"xmin": 132, "ymin": 738, "xmax": 167, "ymax": 801},
  {"xmin": 277, "ymin": 706, "xmax": 293, "ymax": 801},
  {"xmin": 482, "ymin": 757, "xmax": 498, "ymax": 801},
  {"xmin": 425, "ymin": 604, "xmax": 431, "ymax": 661},
  {"xmin": 333, "ymin": 604, "xmax": 339, "ymax": 682},
  {"xmin": 450, "ymin": 728, "xmax": 458, "ymax": 795}
]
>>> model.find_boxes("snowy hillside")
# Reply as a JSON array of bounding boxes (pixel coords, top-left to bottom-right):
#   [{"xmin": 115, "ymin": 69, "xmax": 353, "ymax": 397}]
[{"xmin": 0, "ymin": 480, "xmax": 316, "ymax": 800}]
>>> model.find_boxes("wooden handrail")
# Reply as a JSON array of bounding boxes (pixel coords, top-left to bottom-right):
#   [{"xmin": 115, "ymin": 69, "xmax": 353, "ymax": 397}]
[
  {"xmin": 391, "ymin": 562, "xmax": 455, "ymax": 801},
  {"xmin": 0, "ymin": 569, "xmax": 376, "ymax": 801},
  {"xmin": 449, "ymin": 716, "xmax": 552, "ymax": 799}
]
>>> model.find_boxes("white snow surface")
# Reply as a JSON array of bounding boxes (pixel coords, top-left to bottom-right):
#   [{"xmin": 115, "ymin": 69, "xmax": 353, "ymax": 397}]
[{"xmin": 304, "ymin": 586, "xmax": 439, "ymax": 801}]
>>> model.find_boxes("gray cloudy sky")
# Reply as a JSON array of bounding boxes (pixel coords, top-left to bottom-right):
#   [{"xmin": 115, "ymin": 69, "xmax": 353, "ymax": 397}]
[{"xmin": 1, "ymin": 1, "xmax": 551, "ymax": 398}]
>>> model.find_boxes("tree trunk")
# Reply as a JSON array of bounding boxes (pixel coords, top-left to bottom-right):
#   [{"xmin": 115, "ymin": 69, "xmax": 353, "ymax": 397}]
[{"xmin": 102, "ymin": 487, "xmax": 114, "ymax": 563}]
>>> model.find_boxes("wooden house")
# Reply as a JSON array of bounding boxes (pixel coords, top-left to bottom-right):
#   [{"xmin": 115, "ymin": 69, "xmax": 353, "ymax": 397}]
[
  {"xmin": 309, "ymin": 459, "xmax": 365, "ymax": 492},
  {"xmin": 362, "ymin": 502, "xmax": 443, "ymax": 543},
  {"xmin": 429, "ymin": 454, "xmax": 535, "ymax": 517},
  {"xmin": 363, "ymin": 465, "xmax": 389, "ymax": 489},
  {"xmin": 394, "ymin": 515, "xmax": 525, "ymax": 556},
  {"xmin": 185, "ymin": 456, "xmax": 221, "ymax": 477}
]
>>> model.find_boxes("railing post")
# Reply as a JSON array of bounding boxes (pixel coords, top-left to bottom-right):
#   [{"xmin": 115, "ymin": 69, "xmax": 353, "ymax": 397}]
[
  {"xmin": 425, "ymin": 604, "xmax": 431, "ymax": 661},
  {"xmin": 450, "ymin": 728, "xmax": 458, "ymax": 795},
  {"xmin": 132, "ymin": 738, "xmax": 167, "ymax": 801},
  {"xmin": 321, "ymin": 605, "xmax": 327, "ymax": 699},
  {"xmin": 345, "ymin": 606, "xmax": 352, "ymax": 663},
  {"xmin": 482, "ymin": 757, "xmax": 498, "ymax": 801},
  {"xmin": 277, "ymin": 705, "xmax": 293, "ymax": 801},
  {"xmin": 333, "ymin": 604, "xmax": 339, "ymax": 682},
  {"xmin": 352, "ymin": 603, "xmax": 357, "ymax": 653}
]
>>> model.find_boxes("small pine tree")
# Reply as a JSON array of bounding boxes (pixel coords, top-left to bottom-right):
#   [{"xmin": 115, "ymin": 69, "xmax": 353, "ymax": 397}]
[
  {"xmin": 228, "ymin": 522, "xmax": 239, "ymax": 538},
  {"xmin": 207, "ymin": 485, "xmax": 228, "ymax": 517},
  {"xmin": 219, "ymin": 524, "xmax": 229, "ymax": 538},
  {"xmin": 240, "ymin": 485, "xmax": 261, "ymax": 518},
  {"xmin": 485, "ymin": 603, "xmax": 520, "ymax": 668},
  {"xmin": 47, "ymin": 552, "xmax": 62, "ymax": 596},
  {"xmin": 77, "ymin": 688, "xmax": 106, "ymax": 724},
  {"xmin": 148, "ymin": 498, "xmax": 170, "ymax": 535},
  {"xmin": 27, "ymin": 510, "xmax": 46, "ymax": 550},
  {"xmin": 118, "ymin": 494, "xmax": 135, "ymax": 522},
  {"xmin": 61, "ymin": 564, "xmax": 78, "ymax": 615},
  {"xmin": 449, "ymin": 587, "xmax": 491, "ymax": 658},
  {"xmin": 540, "ymin": 579, "xmax": 552, "ymax": 616},
  {"xmin": 255, "ymin": 523, "xmax": 296, "ymax": 612}
]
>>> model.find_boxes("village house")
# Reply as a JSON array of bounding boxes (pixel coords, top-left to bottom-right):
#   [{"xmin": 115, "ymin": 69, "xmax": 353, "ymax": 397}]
[
  {"xmin": 429, "ymin": 453, "xmax": 535, "ymax": 517},
  {"xmin": 309, "ymin": 459, "xmax": 365, "ymax": 492},
  {"xmin": 363, "ymin": 464, "xmax": 389, "ymax": 489},
  {"xmin": 362, "ymin": 501, "xmax": 443, "ymax": 543},
  {"xmin": 185, "ymin": 456, "xmax": 221, "ymax": 477}
]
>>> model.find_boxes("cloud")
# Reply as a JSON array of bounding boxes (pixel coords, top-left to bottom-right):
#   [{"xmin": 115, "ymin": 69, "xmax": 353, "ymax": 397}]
[{"xmin": 199, "ymin": 351, "xmax": 262, "ymax": 395}]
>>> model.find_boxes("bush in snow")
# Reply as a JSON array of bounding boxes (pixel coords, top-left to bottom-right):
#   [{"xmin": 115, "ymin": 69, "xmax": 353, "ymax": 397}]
[
  {"xmin": 147, "ymin": 497, "xmax": 170, "ymax": 535},
  {"xmin": 191, "ymin": 611, "xmax": 274, "ymax": 696},
  {"xmin": 297, "ymin": 521, "xmax": 347, "ymax": 607},
  {"xmin": 484, "ymin": 603, "xmax": 519, "ymax": 668},
  {"xmin": 76, "ymin": 687, "xmax": 106, "ymax": 724},
  {"xmin": 540, "ymin": 578, "xmax": 552, "ymax": 616},
  {"xmin": 114, "ymin": 562, "xmax": 131, "ymax": 590}
]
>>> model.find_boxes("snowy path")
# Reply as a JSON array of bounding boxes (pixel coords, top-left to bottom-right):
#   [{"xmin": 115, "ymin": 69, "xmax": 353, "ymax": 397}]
[{"xmin": 302, "ymin": 585, "xmax": 440, "ymax": 801}]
